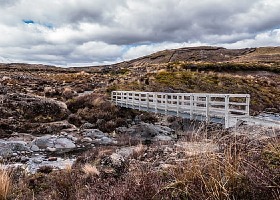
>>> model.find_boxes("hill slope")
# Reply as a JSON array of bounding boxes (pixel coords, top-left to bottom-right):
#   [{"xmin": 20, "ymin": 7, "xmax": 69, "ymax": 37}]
[
  {"xmin": 106, "ymin": 46, "xmax": 280, "ymax": 114},
  {"xmin": 0, "ymin": 46, "xmax": 280, "ymax": 114},
  {"xmin": 111, "ymin": 46, "xmax": 280, "ymax": 68}
]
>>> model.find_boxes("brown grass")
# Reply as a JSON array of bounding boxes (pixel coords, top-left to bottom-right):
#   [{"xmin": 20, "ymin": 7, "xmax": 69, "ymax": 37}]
[
  {"xmin": 66, "ymin": 93, "xmax": 157, "ymax": 132},
  {"xmin": 0, "ymin": 167, "xmax": 11, "ymax": 200},
  {"xmin": 6, "ymin": 128, "xmax": 280, "ymax": 200},
  {"xmin": 82, "ymin": 164, "xmax": 100, "ymax": 177}
]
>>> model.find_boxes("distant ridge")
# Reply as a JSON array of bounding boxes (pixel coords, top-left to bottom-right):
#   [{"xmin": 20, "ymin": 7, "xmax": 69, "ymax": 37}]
[
  {"xmin": 111, "ymin": 46, "xmax": 280, "ymax": 68},
  {"xmin": 1, "ymin": 46, "xmax": 280, "ymax": 69}
]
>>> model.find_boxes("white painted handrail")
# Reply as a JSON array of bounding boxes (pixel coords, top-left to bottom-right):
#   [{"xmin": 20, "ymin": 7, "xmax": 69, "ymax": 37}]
[{"xmin": 111, "ymin": 91, "xmax": 250, "ymax": 128}]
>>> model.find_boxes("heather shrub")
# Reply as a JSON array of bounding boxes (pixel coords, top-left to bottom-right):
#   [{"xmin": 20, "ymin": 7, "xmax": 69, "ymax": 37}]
[{"xmin": 66, "ymin": 93, "xmax": 144, "ymax": 132}]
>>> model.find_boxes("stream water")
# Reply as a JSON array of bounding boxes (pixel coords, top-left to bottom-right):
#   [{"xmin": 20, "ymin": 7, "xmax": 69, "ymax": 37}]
[
  {"xmin": 2, "ymin": 154, "xmax": 76, "ymax": 174},
  {"xmin": 257, "ymin": 112, "xmax": 280, "ymax": 121}
]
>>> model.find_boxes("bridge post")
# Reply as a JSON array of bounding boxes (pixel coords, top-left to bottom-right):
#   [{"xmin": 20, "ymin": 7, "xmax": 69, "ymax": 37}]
[
  {"xmin": 138, "ymin": 93, "xmax": 141, "ymax": 110},
  {"xmin": 194, "ymin": 95, "xmax": 198, "ymax": 120},
  {"xmin": 111, "ymin": 91, "xmax": 114, "ymax": 103},
  {"xmin": 190, "ymin": 94, "xmax": 194, "ymax": 120},
  {"xmin": 165, "ymin": 94, "xmax": 168, "ymax": 114},
  {"xmin": 176, "ymin": 95, "xmax": 180, "ymax": 117},
  {"xmin": 206, "ymin": 95, "xmax": 210, "ymax": 122},
  {"xmin": 116, "ymin": 92, "xmax": 119, "ymax": 106},
  {"xmin": 245, "ymin": 95, "xmax": 250, "ymax": 116},
  {"xmin": 146, "ymin": 93, "xmax": 149, "ymax": 110},
  {"xmin": 132, "ymin": 92, "xmax": 135, "ymax": 109},
  {"xmin": 224, "ymin": 95, "xmax": 230, "ymax": 128},
  {"xmin": 126, "ymin": 92, "xmax": 128, "ymax": 108},
  {"xmin": 121, "ymin": 92, "xmax": 124, "ymax": 107},
  {"xmin": 154, "ymin": 93, "xmax": 158, "ymax": 113}
]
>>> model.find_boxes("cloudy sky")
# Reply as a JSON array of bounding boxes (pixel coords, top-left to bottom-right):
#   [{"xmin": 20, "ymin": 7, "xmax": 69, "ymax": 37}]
[{"xmin": 0, "ymin": 0, "xmax": 280, "ymax": 66}]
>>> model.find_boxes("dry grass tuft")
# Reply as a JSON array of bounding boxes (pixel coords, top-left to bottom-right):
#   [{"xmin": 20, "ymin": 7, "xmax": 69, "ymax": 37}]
[
  {"xmin": 91, "ymin": 97, "xmax": 105, "ymax": 107},
  {"xmin": 132, "ymin": 143, "xmax": 145, "ymax": 158},
  {"xmin": 65, "ymin": 163, "xmax": 73, "ymax": 174},
  {"xmin": 82, "ymin": 164, "xmax": 100, "ymax": 177},
  {"xmin": 0, "ymin": 166, "xmax": 11, "ymax": 200}
]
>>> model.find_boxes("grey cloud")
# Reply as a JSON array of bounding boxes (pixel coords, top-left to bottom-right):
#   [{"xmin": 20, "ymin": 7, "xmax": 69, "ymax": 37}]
[
  {"xmin": 0, "ymin": 0, "xmax": 19, "ymax": 7},
  {"xmin": 0, "ymin": 0, "xmax": 280, "ymax": 66}
]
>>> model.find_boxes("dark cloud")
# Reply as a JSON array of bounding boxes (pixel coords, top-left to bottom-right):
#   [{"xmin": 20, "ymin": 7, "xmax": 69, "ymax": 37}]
[{"xmin": 0, "ymin": 0, "xmax": 279, "ymax": 66}]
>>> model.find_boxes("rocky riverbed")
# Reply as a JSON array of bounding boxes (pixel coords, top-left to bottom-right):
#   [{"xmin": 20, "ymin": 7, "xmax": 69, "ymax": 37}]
[
  {"xmin": 0, "ymin": 90, "xmax": 178, "ymax": 173},
  {"xmin": 0, "ymin": 65, "xmax": 182, "ymax": 174},
  {"xmin": 0, "ymin": 60, "xmax": 279, "ymax": 199}
]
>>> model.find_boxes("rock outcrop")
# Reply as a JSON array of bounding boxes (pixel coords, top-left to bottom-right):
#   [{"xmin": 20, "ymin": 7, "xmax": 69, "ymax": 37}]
[{"xmin": 116, "ymin": 122, "xmax": 176, "ymax": 142}]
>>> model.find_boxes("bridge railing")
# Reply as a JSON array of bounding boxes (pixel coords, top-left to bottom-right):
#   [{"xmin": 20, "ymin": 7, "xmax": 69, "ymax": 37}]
[{"xmin": 111, "ymin": 91, "xmax": 250, "ymax": 128}]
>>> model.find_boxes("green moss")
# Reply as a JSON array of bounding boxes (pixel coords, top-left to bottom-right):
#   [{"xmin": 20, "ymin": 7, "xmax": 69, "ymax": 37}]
[
  {"xmin": 152, "ymin": 71, "xmax": 280, "ymax": 113},
  {"xmin": 176, "ymin": 62, "xmax": 280, "ymax": 73},
  {"xmin": 106, "ymin": 64, "xmax": 280, "ymax": 113}
]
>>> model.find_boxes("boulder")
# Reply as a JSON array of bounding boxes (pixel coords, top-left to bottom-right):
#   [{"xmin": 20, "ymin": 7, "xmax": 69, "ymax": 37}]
[
  {"xmin": 81, "ymin": 137, "xmax": 93, "ymax": 143},
  {"xmin": 32, "ymin": 135, "xmax": 76, "ymax": 153},
  {"xmin": 93, "ymin": 136, "xmax": 116, "ymax": 145},
  {"xmin": 80, "ymin": 122, "xmax": 95, "ymax": 130},
  {"xmin": 154, "ymin": 135, "xmax": 173, "ymax": 141},
  {"xmin": 54, "ymin": 138, "xmax": 76, "ymax": 150},
  {"xmin": 110, "ymin": 153, "xmax": 124, "ymax": 167},
  {"xmin": 116, "ymin": 122, "xmax": 176, "ymax": 140},
  {"xmin": 0, "ymin": 140, "xmax": 30, "ymax": 158},
  {"xmin": 116, "ymin": 147, "xmax": 135, "ymax": 158},
  {"xmin": 83, "ymin": 129, "xmax": 107, "ymax": 139},
  {"xmin": 33, "ymin": 135, "xmax": 55, "ymax": 149},
  {"xmin": 30, "ymin": 144, "xmax": 40, "ymax": 152}
]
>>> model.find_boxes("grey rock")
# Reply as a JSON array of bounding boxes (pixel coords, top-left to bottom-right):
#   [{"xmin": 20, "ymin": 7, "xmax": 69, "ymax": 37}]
[
  {"xmin": 0, "ymin": 148, "xmax": 13, "ymax": 158},
  {"xmin": 33, "ymin": 158, "xmax": 43, "ymax": 164},
  {"xmin": 33, "ymin": 135, "xmax": 55, "ymax": 149},
  {"xmin": 116, "ymin": 147, "xmax": 135, "ymax": 158},
  {"xmin": 11, "ymin": 141, "xmax": 30, "ymax": 151},
  {"xmin": 30, "ymin": 145, "xmax": 40, "ymax": 152},
  {"xmin": 84, "ymin": 129, "xmax": 106, "ymax": 139},
  {"xmin": 154, "ymin": 135, "xmax": 173, "ymax": 141},
  {"xmin": 80, "ymin": 122, "xmax": 95, "ymax": 130},
  {"xmin": 62, "ymin": 132, "xmax": 68, "ymax": 136},
  {"xmin": 81, "ymin": 137, "xmax": 93, "ymax": 143},
  {"xmin": 32, "ymin": 135, "xmax": 76, "ymax": 153},
  {"xmin": 119, "ymin": 122, "xmax": 176, "ymax": 139},
  {"xmin": 115, "ymin": 127, "xmax": 128, "ymax": 134},
  {"xmin": 26, "ymin": 156, "xmax": 76, "ymax": 174},
  {"xmin": 20, "ymin": 156, "xmax": 29, "ymax": 163},
  {"xmin": 0, "ymin": 140, "xmax": 30, "ymax": 158},
  {"xmin": 92, "ymin": 136, "xmax": 116, "ymax": 145},
  {"xmin": 12, "ymin": 153, "xmax": 18, "ymax": 157},
  {"xmin": 54, "ymin": 138, "xmax": 76, "ymax": 150},
  {"xmin": 67, "ymin": 135, "xmax": 78, "ymax": 142},
  {"xmin": 46, "ymin": 147, "xmax": 56, "ymax": 152},
  {"xmin": 100, "ymin": 137, "xmax": 114, "ymax": 145},
  {"xmin": 110, "ymin": 153, "xmax": 124, "ymax": 167}
]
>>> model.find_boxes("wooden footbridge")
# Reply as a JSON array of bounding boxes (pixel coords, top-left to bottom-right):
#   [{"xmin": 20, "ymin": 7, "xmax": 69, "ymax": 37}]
[{"xmin": 111, "ymin": 91, "xmax": 280, "ymax": 128}]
